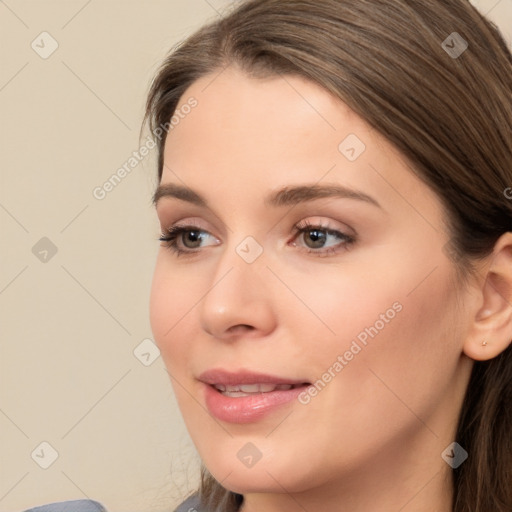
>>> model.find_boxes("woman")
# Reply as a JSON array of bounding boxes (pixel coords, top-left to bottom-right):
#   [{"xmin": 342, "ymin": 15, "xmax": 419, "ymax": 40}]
[{"xmin": 145, "ymin": 0, "xmax": 512, "ymax": 511}]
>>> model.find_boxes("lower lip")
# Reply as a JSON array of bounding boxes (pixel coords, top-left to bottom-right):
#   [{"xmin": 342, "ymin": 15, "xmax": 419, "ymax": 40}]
[{"xmin": 203, "ymin": 383, "xmax": 309, "ymax": 423}]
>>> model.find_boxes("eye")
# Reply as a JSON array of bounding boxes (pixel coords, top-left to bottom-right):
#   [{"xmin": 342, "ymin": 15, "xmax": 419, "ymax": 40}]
[
  {"xmin": 291, "ymin": 220, "xmax": 355, "ymax": 256},
  {"xmin": 158, "ymin": 225, "xmax": 219, "ymax": 256},
  {"xmin": 158, "ymin": 220, "xmax": 356, "ymax": 258}
]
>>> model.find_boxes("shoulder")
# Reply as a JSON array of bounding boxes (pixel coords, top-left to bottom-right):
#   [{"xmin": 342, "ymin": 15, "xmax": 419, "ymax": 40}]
[
  {"xmin": 21, "ymin": 500, "xmax": 107, "ymax": 512},
  {"xmin": 174, "ymin": 493, "xmax": 204, "ymax": 512},
  {"xmin": 21, "ymin": 497, "xmax": 205, "ymax": 512}
]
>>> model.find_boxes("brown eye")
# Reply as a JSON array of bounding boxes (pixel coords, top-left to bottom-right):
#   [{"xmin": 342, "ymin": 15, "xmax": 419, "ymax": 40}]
[
  {"xmin": 159, "ymin": 226, "xmax": 219, "ymax": 255},
  {"xmin": 302, "ymin": 228, "xmax": 328, "ymax": 249},
  {"xmin": 180, "ymin": 230, "xmax": 206, "ymax": 248},
  {"xmin": 291, "ymin": 222, "xmax": 356, "ymax": 256}
]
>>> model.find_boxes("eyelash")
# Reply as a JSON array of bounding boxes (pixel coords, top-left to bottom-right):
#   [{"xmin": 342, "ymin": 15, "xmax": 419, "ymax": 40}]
[{"xmin": 158, "ymin": 220, "xmax": 356, "ymax": 258}]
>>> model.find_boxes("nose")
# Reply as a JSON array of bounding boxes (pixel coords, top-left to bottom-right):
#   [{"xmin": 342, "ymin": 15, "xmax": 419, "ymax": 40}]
[{"xmin": 198, "ymin": 248, "xmax": 277, "ymax": 341}]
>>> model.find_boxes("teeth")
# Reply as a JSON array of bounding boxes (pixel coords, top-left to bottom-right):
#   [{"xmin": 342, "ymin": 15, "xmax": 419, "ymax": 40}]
[
  {"xmin": 213, "ymin": 383, "xmax": 295, "ymax": 395},
  {"xmin": 239, "ymin": 384, "xmax": 265, "ymax": 393}
]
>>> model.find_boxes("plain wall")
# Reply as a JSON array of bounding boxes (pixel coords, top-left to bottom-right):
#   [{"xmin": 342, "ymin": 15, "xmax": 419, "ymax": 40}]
[{"xmin": 0, "ymin": 1, "xmax": 510, "ymax": 511}]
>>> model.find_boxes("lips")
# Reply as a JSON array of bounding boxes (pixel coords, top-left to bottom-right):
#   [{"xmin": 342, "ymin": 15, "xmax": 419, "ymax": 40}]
[
  {"xmin": 198, "ymin": 369, "xmax": 311, "ymax": 423},
  {"xmin": 198, "ymin": 368, "xmax": 309, "ymax": 387}
]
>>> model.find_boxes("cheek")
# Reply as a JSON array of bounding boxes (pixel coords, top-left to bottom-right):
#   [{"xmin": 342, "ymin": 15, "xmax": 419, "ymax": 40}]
[
  {"xmin": 149, "ymin": 258, "xmax": 170, "ymax": 345},
  {"xmin": 149, "ymin": 255, "xmax": 195, "ymax": 368},
  {"xmin": 149, "ymin": 259, "xmax": 205, "ymax": 423},
  {"xmin": 298, "ymin": 258, "xmax": 463, "ymax": 431}
]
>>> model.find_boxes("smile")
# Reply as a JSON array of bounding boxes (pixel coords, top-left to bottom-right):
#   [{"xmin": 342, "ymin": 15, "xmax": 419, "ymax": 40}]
[{"xmin": 213, "ymin": 383, "xmax": 305, "ymax": 396}]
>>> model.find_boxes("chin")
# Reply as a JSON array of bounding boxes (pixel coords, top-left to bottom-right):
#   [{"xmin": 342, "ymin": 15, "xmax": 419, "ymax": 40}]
[
  {"xmin": 203, "ymin": 450, "xmax": 315, "ymax": 496},
  {"xmin": 214, "ymin": 467, "xmax": 294, "ymax": 495}
]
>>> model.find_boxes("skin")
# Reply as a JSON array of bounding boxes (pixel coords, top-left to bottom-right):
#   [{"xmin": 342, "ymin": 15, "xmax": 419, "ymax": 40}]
[{"xmin": 149, "ymin": 65, "xmax": 512, "ymax": 512}]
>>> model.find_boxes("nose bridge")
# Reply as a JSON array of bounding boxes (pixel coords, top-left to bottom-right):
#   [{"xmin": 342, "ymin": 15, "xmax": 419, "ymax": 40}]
[
  {"xmin": 209, "ymin": 230, "xmax": 268, "ymax": 296},
  {"xmin": 198, "ymin": 234, "xmax": 276, "ymax": 338}
]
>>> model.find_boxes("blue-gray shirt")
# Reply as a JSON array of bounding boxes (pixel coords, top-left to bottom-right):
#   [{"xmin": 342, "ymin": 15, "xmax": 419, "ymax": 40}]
[{"xmin": 20, "ymin": 495, "xmax": 239, "ymax": 512}]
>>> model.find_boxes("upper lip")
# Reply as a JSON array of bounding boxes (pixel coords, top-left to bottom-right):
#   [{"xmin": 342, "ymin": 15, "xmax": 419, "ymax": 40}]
[{"xmin": 198, "ymin": 368, "xmax": 310, "ymax": 386}]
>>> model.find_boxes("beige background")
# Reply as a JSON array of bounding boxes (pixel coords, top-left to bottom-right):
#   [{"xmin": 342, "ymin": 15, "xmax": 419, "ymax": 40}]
[{"xmin": 0, "ymin": 1, "xmax": 510, "ymax": 511}]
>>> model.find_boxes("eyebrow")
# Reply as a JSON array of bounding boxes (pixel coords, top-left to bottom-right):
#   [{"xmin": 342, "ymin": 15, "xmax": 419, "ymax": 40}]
[{"xmin": 152, "ymin": 183, "xmax": 382, "ymax": 209}]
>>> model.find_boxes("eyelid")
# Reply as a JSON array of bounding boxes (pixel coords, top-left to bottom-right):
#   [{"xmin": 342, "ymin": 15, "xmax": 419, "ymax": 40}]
[
  {"xmin": 160, "ymin": 217, "xmax": 213, "ymax": 236},
  {"xmin": 292, "ymin": 217, "xmax": 356, "ymax": 236},
  {"xmin": 158, "ymin": 211, "xmax": 229, "ymax": 238}
]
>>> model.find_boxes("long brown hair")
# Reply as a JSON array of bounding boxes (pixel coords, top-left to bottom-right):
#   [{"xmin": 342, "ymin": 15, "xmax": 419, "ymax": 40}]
[{"xmin": 144, "ymin": 1, "xmax": 512, "ymax": 510}]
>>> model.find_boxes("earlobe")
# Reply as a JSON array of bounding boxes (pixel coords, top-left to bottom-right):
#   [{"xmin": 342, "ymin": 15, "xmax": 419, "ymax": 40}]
[
  {"xmin": 463, "ymin": 335, "xmax": 511, "ymax": 362},
  {"xmin": 463, "ymin": 232, "xmax": 512, "ymax": 362}
]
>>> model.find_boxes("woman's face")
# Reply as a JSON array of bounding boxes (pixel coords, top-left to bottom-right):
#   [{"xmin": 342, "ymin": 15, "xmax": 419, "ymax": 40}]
[{"xmin": 150, "ymin": 66, "xmax": 474, "ymax": 497}]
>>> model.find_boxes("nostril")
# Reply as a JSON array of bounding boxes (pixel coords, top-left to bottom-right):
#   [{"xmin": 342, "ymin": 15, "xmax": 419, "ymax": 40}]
[{"xmin": 227, "ymin": 324, "xmax": 255, "ymax": 334}]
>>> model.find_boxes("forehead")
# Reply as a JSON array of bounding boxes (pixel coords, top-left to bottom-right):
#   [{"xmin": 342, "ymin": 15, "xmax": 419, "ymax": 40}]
[
  {"xmin": 163, "ymin": 66, "xmax": 377, "ymax": 179},
  {"xmin": 159, "ymin": 66, "xmax": 445, "ymax": 232}
]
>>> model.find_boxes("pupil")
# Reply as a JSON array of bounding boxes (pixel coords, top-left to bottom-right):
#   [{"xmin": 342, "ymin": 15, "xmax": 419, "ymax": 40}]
[
  {"xmin": 185, "ymin": 230, "xmax": 202, "ymax": 248},
  {"xmin": 306, "ymin": 229, "xmax": 326, "ymax": 248}
]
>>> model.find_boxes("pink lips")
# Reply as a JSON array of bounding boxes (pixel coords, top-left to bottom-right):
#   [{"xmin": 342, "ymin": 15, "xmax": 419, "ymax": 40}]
[{"xmin": 198, "ymin": 369, "xmax": 310, "ymax": 424}]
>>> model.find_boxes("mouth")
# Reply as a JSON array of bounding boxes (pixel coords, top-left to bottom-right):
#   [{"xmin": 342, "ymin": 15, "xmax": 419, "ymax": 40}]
[
  {"xmin": 198, "ymin": 369, "xmax": 312, "ymax": 423},
  {"xmin": 211, "ymin": 382, "xmax": 310, "ymax": 397}
]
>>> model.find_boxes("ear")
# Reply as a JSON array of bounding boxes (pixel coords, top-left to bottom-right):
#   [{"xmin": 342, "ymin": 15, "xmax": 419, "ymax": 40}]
[{"xmin": 463, "ymin": 232, "xmax": 512, "ymax": 361}]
